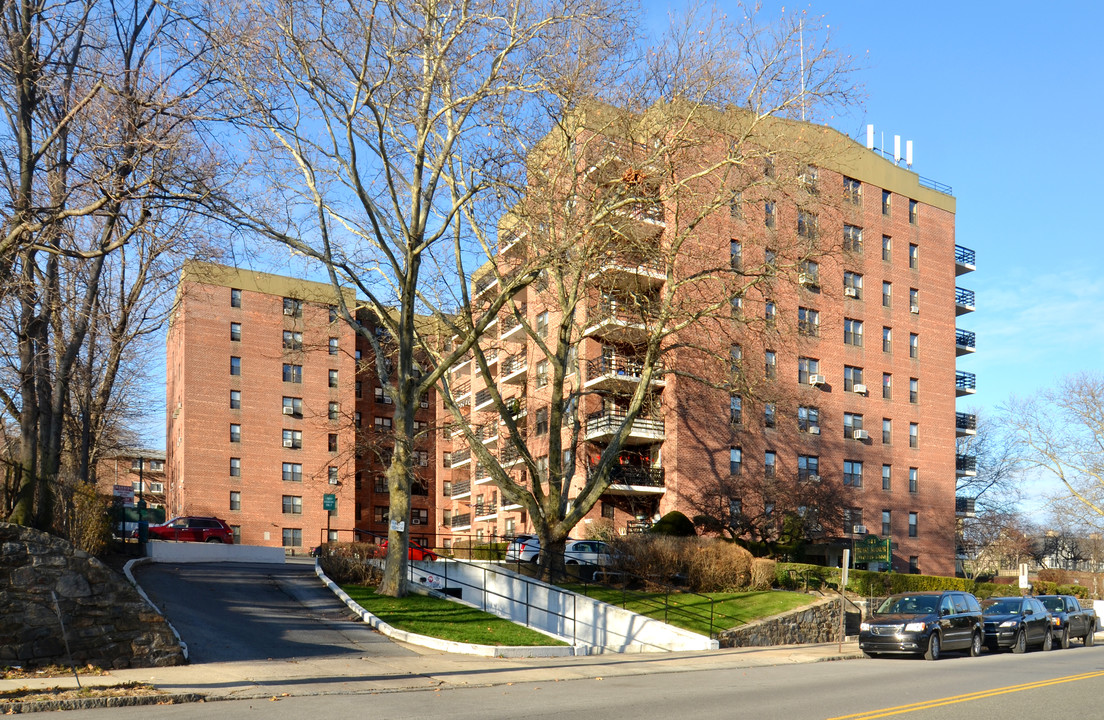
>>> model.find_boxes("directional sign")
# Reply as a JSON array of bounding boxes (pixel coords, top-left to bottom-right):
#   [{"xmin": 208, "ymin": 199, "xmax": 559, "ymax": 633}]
[
  {"xmin": 322, "ymin": 493, "xmax": 337, "ymax": 511},
  {"xmin": 854, "ymin": 535, "xmax": 892, "ymax": 564}
]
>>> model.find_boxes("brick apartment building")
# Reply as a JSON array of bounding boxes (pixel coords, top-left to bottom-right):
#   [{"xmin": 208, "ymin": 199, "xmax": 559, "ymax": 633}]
[
  {"xmin": 435, "ymin": 111, "xmax": 977, "ymax": 576},
  {"xmin": 95, "ymin": 450, "xmax": 167, "ymax": 521}
]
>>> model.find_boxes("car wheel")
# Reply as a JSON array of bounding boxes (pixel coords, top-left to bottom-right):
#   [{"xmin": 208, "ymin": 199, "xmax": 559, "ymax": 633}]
[
  {"xmin": 1042, "ymin": 629, "xmax": 1053, "ymax": 652},
  {"xmin": 862, "ymin": 651, "xmax": 878, "ymax": 659},
  {"xmin": 1086, "ymin": 626, "xmax": 1096, "ymax": 647},
  {"xmin": 924, "ymin": 633, "xmax": 941, "ymax": 661},
  {"xmin": 1060, "ymin": 627, "xmax": 1070, "ymax": 650},
  {"xmin": 205, "ymin": 537, "xmax": 222, "ymax": 543},
  {"xmin": 969, "ymin": 631, "xmax": 983, "ymax": 657},
  {"xmin": 1013, "ymin": 629, "xmax": 1027, "ymax": 654}
]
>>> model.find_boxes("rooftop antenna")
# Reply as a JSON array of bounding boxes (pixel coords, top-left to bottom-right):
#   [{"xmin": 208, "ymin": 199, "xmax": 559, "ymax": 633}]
[
  {"xmin": 894, "ymin": 135, "xmax": 901, "ymax": 165},
  {"xmin": 906, "ymin": 140, "xmax": 914, "ymax": 168},
  {"xmin": 799, "ymin": 18, "xmax": 806, "ymax": 121},
  {"xmin": 866, "ymin": 124, "xmax": 875, "ymax": 150}
]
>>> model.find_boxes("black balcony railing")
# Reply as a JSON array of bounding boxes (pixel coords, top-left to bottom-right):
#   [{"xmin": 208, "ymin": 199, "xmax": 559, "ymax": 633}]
[
  {"xmin": 474, "ymin": 388, "xmax": 493, "ymax": 407},
  {"xmin": 501, "ymin": 353, "xmax": 527, "ymax": 375},
  {"xmin": 451, "ymin": 447, "xmax": 471, "ymax": 464},
  {"xmin": 450, "ymin": 513, "xmax": 471, "ymax": 527},
  {"xmin": 955, "ymin": 245, "xmax": 976, "ymax": 267},
  {"xmin": 956, "ymin": 329, "xmax": 976, "ymax": 348},
  {"xmin": 499, "ymin": 445, "xmax": 521, "ymax": 465},
  {"xmin": 956, "ymin": 496, "xmax": 976, "ymax": 515},
  {"xmin": 956, "ymin": 371, "xmax": 976, "ymax": 391},
  {"xmin": 474, "ymin": 423, "xmax": 497, "ymax": 442},
  {"xmin": 451, "ymin": 480, "xmax": 471, "ymax": 497},
  {"xmin": 590, "ymin": 465, "xmax": 666, "ymax": 488},
  {"xmin": 585, "ymin": 409, "xmax": 665, "ymax": 438},
  {"xmin": 956, "ymin": 412, "xmax": 977, "ymax": 432},
  {"xmin": 956, "ymin": 455, "xmax": 977, "ymax": 473},
  {"xmin": 452, "ymin": 380, "xmax": 471, "ymax": 397},
  {"xmin": 473, "ymin": 502, "xmax": 497, "ymax": 517},
  {"xmin": 474, "ymin": 274, "xmax": 496, "ymax": 295},
  {"xmin": 955, "ymin": 287, "xmax": 975, "ymax": 308},
  {"xmin": 586, "ymin": 355, "xmax": 663, "ymax": 381},
  {"xmin": 500, "ymin": 305, "xmax": 526, "ymax": 333}
]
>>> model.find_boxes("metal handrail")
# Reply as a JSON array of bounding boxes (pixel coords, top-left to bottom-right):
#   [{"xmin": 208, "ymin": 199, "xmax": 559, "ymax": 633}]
[
  {"xmin": 956, "ymin": 329, "xmax": 976, "ymax": 348},
  {"xmin": 586, "ymin": 355, "xmax": 663, "ymax": 380},
  {"xmin": 584, "ymin": 409, "xmax": 665, "ymax": 436},
  {"xmin": 956, "ymin": 454, "xmax": 977, "ymax": 473},
  {"xmin": 450, "ymin": 513, "xmax": 471, "ymax": 527},
  {"xmin": 450, "ymin": 480, "xmax": 471, "ymax": 497},
  {"xmin": 955, "ymin": 287, "xmax": 975, "ymax": 307},
  {"xmin": 956, "ymin": 412, "xmax": 977, "ymax": 431},
  {"xmin": 956, "ymin": 371, "xmax": 976, "ymax": 390},
  {"xmin": 918, "ymin": 175, "xmax": 953, "ymax": 195},
  {"xmin": 588, "ymin": 465, "xmax": 665, "ymax": 488},
  {"xmin": 501, "ymin": 353, "xmax": 527, "ymax": 375},
  {"xmin": 955, "ymin": 245, "xmax": 975, "ymax": 267},
  {"xmin": 451, "ymin": 447, "xmax": 471, "ymax": 464}
]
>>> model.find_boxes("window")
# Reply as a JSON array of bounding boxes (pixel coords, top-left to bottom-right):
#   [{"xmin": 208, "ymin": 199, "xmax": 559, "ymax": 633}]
[
  {"xmin": 798, "ymin": 454, "xmax": 819, "ymax": 481},
  {"xmin": 230, "ymin": 288, "xmax": 242, "ymax": 307},
  {"xmin": 731, "ymin": 294, "xmax": 743, "ymax": 315},
  {"xmin": 730, "ymin": 395, "xmax": 742, "ymax": 425},
  {"xmin": 909, "ymin": 378, "xmax": 918, "ymax": 403},
  {"xmin": 729, "ymin": 191, "xmax": 742, "ymax": 218},
  {"xmin": 282, "ymin": 495, "xmax": 303, "ymax": 515},
  {"xmin": 373, "ymin": 506, "xmax": 389, "ymax": 524},
  {"xmin": 375, "ymin": 476, "xmax": 388, "ymax": 493},
  {"xmin": 230, "ymin": 390, "xmax": 241, "ymax": 409},
  {"xmin": 412, "ymin": 451, "xmax": 429, "ymax": 467},
  {"xmin": 882, "ymin": 281, "xmax": 891, "ymax": 307},
  {"xmin": 374, "ymin": 387, "xmax": 393, "ymax": 405},
  {"xmin": 282, "ymin": 528, "xmax": 302, "ymax": 547},
  {"xmin": 882, "ymin": 373, "xmax": 892, "ymax": 399},
  {"xmin": 329, "ymin": 402, "xmax": 340, "ymax": 420},
  {"xmin": 909, "ymin": 422, "xmax": 918, "ymax": 448},
  {"xmin": 764, "ymin": 403, "xmax": 776, "ymax": 429},
  {"xmin": 229, "ymin": 457, "xmax": 241, "ymax": 477},
  {"xmin": 764, "ymin": 451, "xmax": 776, "ymax": 477},
  {"xmin": 536, "ymin": 311, "xmax": 549, "ymax": 337},
  {"xmin": 883, "ymin": 327, "xmax": 892, "ymax": 353},
  {"xmin": 908, "ymin": 511, "xmax": 918, "ymax": 537},
  {"xmin": 729, "ymin": 447, "xmax": 742, "ymax": 474},
  {"xmin": 329, "ymin": 305, "xmax": 338, "ymax": 323},
  {"xmin": 282, "ymin": 396, "xmax": 302, "ymax": 417},
  {"xmin": 843, "ymin": 224, "xmax": 863, "ymax": 252},
  {"xmin": 908, "ymin": 244, "xmax": 919, "ymax": 269},
  {"xmin": 536, "ymin": 456, "xmax": 548, "ymax": 480},
  {"xmin": 328, "ymin": 466, "xmax": 339, "ymax": 483},
  {"xmin": 843, "ymin": 318, "xmax": 863, "ymax": 346},
  {"xmin": 909, "ymin": 556, "xmax": 919, "ymax": 574},
  {"xmin": 797, "ymin": 210, "xmax": 817, "ymax": 239},
  {"xmin": 764, "ymin": 201, "xmax": 776, "ymax": 228},
  {"xmin": 328, "ymin": 337, "xmax": 339, "ymax": 355},
  {"xmin": 230, "ymin": 525, "xmax": 241, "ymax": 544},
  {"xmin": 230, "ymin": 322, "xmax": 241, "ymax": 341},
  {"xmin": 230, "ymin": 424, "xmax": 241, "ymax": 443},
  {"xmin": 798, "ymin": 307, "xmax": 819, "ymax": 336},
  {"xmin": 843, "ymin": 176, "xmax": 861, "ymax": 204},
  {"xmin": 843, "ymin": 271, "xmax": 863, "ymax": 299},
  {"xmin": 601, "ymin": 502, "xmax": 615, "ymax": 520},
  {"xmin": 230, "ymin": 491, "xmax": 241, "ymax": 510},
  {"xmin": 536, "ymin": 360, "xmax": 549, "ymax": 387},
  {"xmin": 328, "ymin": 369, "xmax": 339, "ymax": 388},
  {"xmin": 882, "ymin": 234, "xmax": 891, "ymax": 261},
  {"xmin": 908, "ymin": 199, "xmax": 919, "ymax": 225},
  {"xmin": 798, "ymin": 357, "xmax": 820, "ymax": 385},
  {"xmin": 730, "ymin": 344, "xmax": 742, "ymax": 372},
  {"xmin": 909, "ymin": 333, "xmax": 918, "ymax": 358},
  {"xmin": 881, "ymin": 190, "xmax": 891, "ymax": 216},
  {"xmin": 764, "ymin": 157, "xmax": 775, "ymax": 178},
  {"xmin": 283, "ymin": 364, "xmax": 302, "ymax": 383},
  {"xmin": 798, "ymin": 406, "xmax": 819, "ymax": 433},
  {"xmin": 536, "ymin": 407, "xmax": 549, "ymax": 435},
  {"xmin": 282, "ymin": 429, "xmax": 302, "ymax": 449},
  {"xmin": 882, "ymin": 418, "xmax": 892, "ymax": 444},
  {"xmin": 328, "ymin": 433, "xmax": 338, "ymax": 452},
  {"xmin": 844, "ymin": 412, "xmax": 864, "ymax": 440},
  {"xmin": 764, "ymin": 247, "xmax": 777, "ymax": 268},
  {"xmin": 764, "ymin": 301, "xmax": 776, "ymax": 325},
  {"xmin": 764, "ymin": 350, "xmax": 776, "ymax": 379},
  {"xmin": 909, "ymin": 288, "xmax": 919, "ymax": 313},
  {"xmin": 230, "ymin": 356, "xmax": 241, "ymax": 376},
  {"xmin": 909, "ymin": 467, "xmax": 918, "ymax": 493},
  {"xmin": 882, "ymin": 464, "xmax": 892, "ymax": 491},
  {"xmin": 843, "ymin": 365, "xmax": 864, "ymax": 392},
  {"xmin": 730, "ymin": 240, "xmax": 742, "ymax": 269},
  {"xmin": 412, "ymin": 508, "xmax": 429, "ymax": 526},
  {"xmin": 882, "ymin": 510, "xmax": 892, "ymax": 537},
  {"xmin": 282, "ymin": 330, "xmax": 302, "ymax": 351},
  {"xmin": 355, "ymin": 381, "xmax": 363, "ymax": 398},
  {"xmin": 282, "ymin": 463, "xmax": 302, "ymax": 482},
  {"xmin": 844, "ymin": 460, "xmax": 863, "ymax": 487},
  {"xmin": 355, "ymin": 471, "xmax": 363, "ymax": 490},
  {"xmin": 282, "ymin": 297, "xmax": 302, "ymax": 317},
  {"xmin": 801, "ymin": 164, "xmax": 819, "ymax": 193},
  {"xmin": 800, "ymin": 260, "xmax": 819, "ymax": 286}
]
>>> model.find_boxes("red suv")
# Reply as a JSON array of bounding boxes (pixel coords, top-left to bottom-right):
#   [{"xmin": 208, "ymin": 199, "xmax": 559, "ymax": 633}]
[{"xmin": 148, "ymin": 516, "xmax": 234, "ymax": 543}]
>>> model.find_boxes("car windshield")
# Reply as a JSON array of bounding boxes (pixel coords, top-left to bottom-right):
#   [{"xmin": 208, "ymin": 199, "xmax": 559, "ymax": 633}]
[
  {"xmin": 982, "ymin": 599, "xmax": 1022, "ymax": 615},
  {"xmin": 878, "ymin": 595, "xmax": 939, "ymax": 614},
  {"xmin": 1040, "ymin": 597, "xmax": 1066, "ymax": 613}
]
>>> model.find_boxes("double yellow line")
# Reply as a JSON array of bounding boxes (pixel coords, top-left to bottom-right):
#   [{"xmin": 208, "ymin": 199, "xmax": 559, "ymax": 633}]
[{"xmin": 827, "ymin": 670, "xmax": 1104, "ymax": 720}]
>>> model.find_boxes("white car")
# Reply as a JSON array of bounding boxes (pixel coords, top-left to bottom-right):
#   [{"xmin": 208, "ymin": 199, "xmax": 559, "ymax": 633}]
[
  {"xmin": 563, "ymin": 540, "xmax": 610, "ymax": 567},
  {"xmin": 505, "ymin": 534, "xmax": 540, "ymax": 562}
]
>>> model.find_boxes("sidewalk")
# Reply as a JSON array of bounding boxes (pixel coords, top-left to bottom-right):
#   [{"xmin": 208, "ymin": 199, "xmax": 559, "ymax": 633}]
[{"xmin": 1, "ymin": 640, "xmax": 863, "ymax": 704}]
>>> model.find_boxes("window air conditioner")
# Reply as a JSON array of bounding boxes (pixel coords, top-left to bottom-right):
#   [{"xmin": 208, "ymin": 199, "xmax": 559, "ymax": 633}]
[
  {"xmin": 798, "ymin": 273, "xmax": 814, "ymax": 285},
  {"xmin": 282, "ymin": 439, "xmax": 294, "ymax": 448},
  {"xmin": 328, "ymin": 477, "xmax": 340, "ymax": 485},
  {"xmin": 853, "ymin": 384, "xmax": 868, "ymax": 395},
  {"xmin": 808, "ymin": 425, "xmax": 821, "ymax": 435},
  {"xmin": 808, "ymin": 374, "xmax": 826, "ymax": 386},
  {"xmin": 853, "ymin": 429, "xmax": 870, "ymax": 440},
  {"xmin": 910, "ymin": 305, "xmax": 920, "ymax": 314},
  {"xmin": 844, "ymin": 287, "xmax": 858, "ymax": 297},
  {"xmin": 283, "ymin": 307, "xmax": 296, "ymax": 316},
  {"xmin": 282, "ymin": 406, "xmax": 296, "ymax": 415},
  {"xmin": 852, "ymin": 525, "xmax": 868, "ymax": 535},
  {"xmin": 808, "ymin": 473, "xmax": 821, "ymax": 483}
]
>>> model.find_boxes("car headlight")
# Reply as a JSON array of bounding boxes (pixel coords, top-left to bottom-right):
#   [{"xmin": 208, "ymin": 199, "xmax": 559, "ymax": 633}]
[
  {"xmin": 999, "ymin": 620, "xmax": 1018, "ymax": 627},
  {"xmin": 860, "ymin": 622, "xmax": 870, "ymax": 631},
  {"xmin": 904, "ymin": 622, "xmax": 926, "ymax": 632},
  {"xmin": 1052, "ymin": 617, "xmax": 1062, "ymax": 626}
]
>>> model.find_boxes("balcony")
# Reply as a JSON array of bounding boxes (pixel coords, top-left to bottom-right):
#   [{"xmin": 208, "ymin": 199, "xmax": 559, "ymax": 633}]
[
  {"xmin": 450, "ymin": 513, "xmax": 472, "ymax": 529},
  {"xmin": 499, "ymin": 444, "xmax": 523, "ymax": 468},
  {"xmin": 584, "ymin": 355, "xmax": 665, "ymax": 392},
  {"xmin": 474, "ymin": 463, "xmax": 494, "ymax": 484},
  {"xmin": 474, "ymin": 388, "xmax": 494, "ymax": 411},
  {"xmin": 956, "ymin": 371, "xmax": 976, "ymax": 396},
  {"xmin": 588, "ymin": 254, "xmax": 666, "ymax": 290},
  {"xmin": 956, "ymin": 329, "xmax": 976, "ymax": 356},
  {"xmin": 500, "ymin": 397, "xmax": 527, "ymax": 426},
  {"xmin": 584, "ymin": 409, "xmax": 665, "ymax": 445},
  {"xmin": 956, "ymin": 454, "xmax": 977, "ymax": 477},
  {"xmin": 592, "ymin": 465, "xmax": 666, "ymax": 495},
  {"xmin": 451, "ymin": 480, "xmax": 471, "ymax": 499},
  {"xmin": 956, "ymin": 412, "xmax": 977, "ymax": 437},
  {"xmin": 474, "ymin": 423, "xmax": 498, "ymax": 444},
  {"xmin": 473, "ymin": 502, "xmax": 498, "ymax": 520},
  {"xmin": 955, "ymin": 287, "xmax": 976, "ymax": 315},
  {"xmin": 451, "ymin": 446, "xmax": 472, "ymax": 467},
  {"xmin": 500, "ymin": 305, "xmax": 526, "ymax": 341},
  {"xmin": 452, "ymin": 379, "xmax": 472, "ymax": 400},
  {"xmin": 955, "ymin": 245, "xmax": 976, "ymax": 275},
  {"xmin": 500, "ymin": 353, "xmax": 528, "ymax": 384},
  {"xmin": 583, "ymin": 299, "xmax": 651, "ymax": 343},
  {"xmin": 955, "ymin": 496, "xmax": 977, "ymax": 518}
]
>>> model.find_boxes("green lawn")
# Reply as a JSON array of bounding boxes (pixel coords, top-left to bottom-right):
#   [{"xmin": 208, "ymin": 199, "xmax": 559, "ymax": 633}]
[
  {"xmin": 563, "ymin": 585, "xmax": 816, "ymax": 636},
  {"xmin": 340, "ymin": 585, "xmax": 568, "ymax": 646}
]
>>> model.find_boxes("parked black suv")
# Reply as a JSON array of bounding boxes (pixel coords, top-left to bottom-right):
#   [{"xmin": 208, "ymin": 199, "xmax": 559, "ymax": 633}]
[{"xmin": 860, "ymin": 591, "xmax": 984, "ymax": 660}]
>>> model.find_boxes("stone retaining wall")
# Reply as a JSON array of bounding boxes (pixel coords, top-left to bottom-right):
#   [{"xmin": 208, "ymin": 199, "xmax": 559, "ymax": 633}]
[
  {"xmin": 0, "ymin": 523, "xmax": 185, "ymax": 668},
  {"xmin": 718, "ymin": 596, "xmax": 843, "ymax": 648}
]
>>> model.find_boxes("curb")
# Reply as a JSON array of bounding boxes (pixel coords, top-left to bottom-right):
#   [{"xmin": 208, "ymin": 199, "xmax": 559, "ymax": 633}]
[
  {"xmin": 314, "ymin": 560, "xmax": 583, "ymax": 657},
  {"xmin": 0, "ymin": 692, "xmax": 204, "ymax": 714},
  {"xmin": 123, "ymin": 557, "xmax": 189, "ymax": 662}
]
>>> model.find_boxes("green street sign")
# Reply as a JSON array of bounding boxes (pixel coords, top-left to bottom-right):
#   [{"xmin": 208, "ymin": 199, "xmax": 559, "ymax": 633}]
[
  {"xmin": 322, "ymin": 493, "xmax": 337, "ymax": 511},
  {"xmin": 854, "ymin": 535, "xmax": 892, "ymax": 564}
]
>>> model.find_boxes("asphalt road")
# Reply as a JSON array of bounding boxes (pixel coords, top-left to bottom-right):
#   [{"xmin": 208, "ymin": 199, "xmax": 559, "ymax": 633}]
[{"xmin": 133, "ymin": 560, "xmax": 416, "ymax": 663}]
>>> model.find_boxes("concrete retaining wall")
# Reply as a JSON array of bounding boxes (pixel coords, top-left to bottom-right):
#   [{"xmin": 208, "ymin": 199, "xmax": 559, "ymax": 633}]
[
  {"xmin": 144, "ymin": 541, "xmax": 285, "ymax": 564},
  {"xmin": 717, "ymin": 596, "xmax": 842, "ymax": 648}
]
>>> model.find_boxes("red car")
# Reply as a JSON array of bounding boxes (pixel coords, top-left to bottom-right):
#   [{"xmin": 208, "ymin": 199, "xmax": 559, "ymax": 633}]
[
  {"xmin": 148, "ymin": 516, "xmax": 234, "ymax": 543},
  {"xmin": 380, "ymin": 538, "xmax": 438, "ymax": 561}
]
